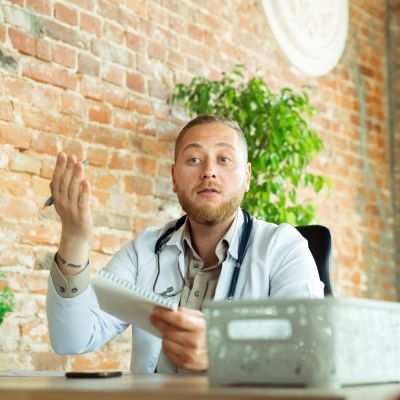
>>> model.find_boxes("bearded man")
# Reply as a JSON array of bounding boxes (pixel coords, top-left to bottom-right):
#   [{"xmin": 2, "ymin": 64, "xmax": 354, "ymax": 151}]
[{"xmin": 46, "ymin": 114, "xmax": 323, "ymax": 374}]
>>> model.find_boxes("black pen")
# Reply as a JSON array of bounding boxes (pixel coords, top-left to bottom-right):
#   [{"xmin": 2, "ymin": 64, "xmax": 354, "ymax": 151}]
[{"xmin": 42, "ymin": 159, "xmax": 89, "ymax": 209}]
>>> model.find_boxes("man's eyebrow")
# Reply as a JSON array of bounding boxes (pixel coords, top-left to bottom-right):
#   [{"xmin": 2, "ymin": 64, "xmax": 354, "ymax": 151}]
[{"xmin": 182, "ymin": 142, "xmax": 236, "ymax": 152}]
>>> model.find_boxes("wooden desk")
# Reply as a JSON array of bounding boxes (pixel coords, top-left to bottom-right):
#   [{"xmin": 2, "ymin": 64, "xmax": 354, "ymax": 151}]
[{"xmin": 1, "ymin": 373, "xmax": 400, "ymax": 400}]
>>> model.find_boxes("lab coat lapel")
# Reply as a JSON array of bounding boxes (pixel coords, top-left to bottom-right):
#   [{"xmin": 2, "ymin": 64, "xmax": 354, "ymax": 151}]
[
  {"xmin": 155, "ymin": 220, "xmax": 186, "ymax": 306},
  {"xmin": 214, "ymin": 209, "xmax": 244, "ymax": 301}
]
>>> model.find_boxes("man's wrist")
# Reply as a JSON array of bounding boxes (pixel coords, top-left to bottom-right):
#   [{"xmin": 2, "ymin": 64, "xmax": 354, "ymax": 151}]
[{"xmin": 56, "ymin": 252, "xmax": 89, "ymax": 269}]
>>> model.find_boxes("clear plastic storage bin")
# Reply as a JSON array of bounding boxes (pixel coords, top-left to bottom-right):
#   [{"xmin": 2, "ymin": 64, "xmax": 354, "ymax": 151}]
[{"xmin": 204, "ymin": 298, "xmax": 400, "ymax": 388}]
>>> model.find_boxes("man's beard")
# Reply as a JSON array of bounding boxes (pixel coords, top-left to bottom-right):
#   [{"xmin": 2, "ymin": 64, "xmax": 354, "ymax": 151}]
[{"xmin": 175, "ymin": 182, "xmax": 245, "ymax": 226}]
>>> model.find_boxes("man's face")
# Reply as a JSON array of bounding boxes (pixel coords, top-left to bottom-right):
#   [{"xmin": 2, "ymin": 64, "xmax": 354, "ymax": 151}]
[{"xmin": 171, "ymin": 123, "xmax": 251, "ymax": 226}]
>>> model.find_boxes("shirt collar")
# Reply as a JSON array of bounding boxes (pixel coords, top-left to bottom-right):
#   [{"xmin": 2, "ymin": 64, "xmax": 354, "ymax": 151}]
[
  {"xmin": 182, "ymin": 211, "xmax": 238, "ymax": 264},
  {"xmin": 165, "ymin": 208, "xmax": 245, "ymax": 261}
]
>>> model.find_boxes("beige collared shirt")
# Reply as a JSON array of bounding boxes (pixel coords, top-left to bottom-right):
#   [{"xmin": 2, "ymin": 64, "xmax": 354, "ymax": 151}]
[{"xmin": 156, "ymin": 214, "xmax": 237, "ymax": 373}]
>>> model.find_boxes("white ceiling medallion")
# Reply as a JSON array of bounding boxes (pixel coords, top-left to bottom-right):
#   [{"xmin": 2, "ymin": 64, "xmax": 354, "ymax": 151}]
[{"xmin": 262, "ymin": 0, "xmax": 349, "ymax": 77}]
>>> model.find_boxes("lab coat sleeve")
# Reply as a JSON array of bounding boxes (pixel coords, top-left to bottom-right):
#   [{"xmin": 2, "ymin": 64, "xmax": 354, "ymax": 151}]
[
  {"xmin": 268, "ymin": 223, "xmax": 324, "ymax": 299},
  {"xmin": 46, "ymin": 242, "xmax": 137, "ymax": 355}
]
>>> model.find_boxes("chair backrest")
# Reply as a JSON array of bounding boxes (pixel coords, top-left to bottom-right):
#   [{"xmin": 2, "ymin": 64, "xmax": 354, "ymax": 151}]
[{"xmin": 295, "ymin": 225, "xmax": 333, "ymax": 296}]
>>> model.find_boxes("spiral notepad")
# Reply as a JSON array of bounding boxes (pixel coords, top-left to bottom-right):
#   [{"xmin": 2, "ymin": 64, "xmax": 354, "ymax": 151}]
[{"xmin": 92, "ymin": 269, "xmax": 177, "ymax": 338}]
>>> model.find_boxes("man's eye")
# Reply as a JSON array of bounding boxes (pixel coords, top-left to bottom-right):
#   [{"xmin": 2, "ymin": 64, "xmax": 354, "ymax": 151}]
[
  {"xmin": 188, "ymin": 158, "xmax": 201, "ymax": 165},
  {"xmin": 219, "ymin": 157, "xmax": 231, "ymax": 164}
]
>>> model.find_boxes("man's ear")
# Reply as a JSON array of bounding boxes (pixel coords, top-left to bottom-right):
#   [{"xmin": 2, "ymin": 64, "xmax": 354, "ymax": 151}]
[
  {"xmin": 171, "ymin": 164, "xmax": 177, "ymax": 193},
  {"xmin": 244, "ymin": 162, "xmax": 251, "ymax": 192}
]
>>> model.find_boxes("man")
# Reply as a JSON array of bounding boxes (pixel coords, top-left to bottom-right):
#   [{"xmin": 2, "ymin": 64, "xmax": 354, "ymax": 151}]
[{"xmin": 46, "ymin": 114, "xmax": 323, "ymax": 373}]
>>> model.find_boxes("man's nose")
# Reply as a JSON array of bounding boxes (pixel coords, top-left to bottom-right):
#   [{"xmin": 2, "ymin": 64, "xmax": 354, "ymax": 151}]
[{"xmin": 201, "ymin": 160, "xmax": 216, "ymax": 179}]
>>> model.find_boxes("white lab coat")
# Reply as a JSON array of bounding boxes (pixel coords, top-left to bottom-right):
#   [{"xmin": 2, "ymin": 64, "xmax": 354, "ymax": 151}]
[{"xmin": 46, "ymin": 210, "xmax": 324, "ymax": 373}]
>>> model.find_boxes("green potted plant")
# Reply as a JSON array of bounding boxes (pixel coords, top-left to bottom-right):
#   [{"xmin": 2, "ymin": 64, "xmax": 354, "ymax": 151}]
[
  {"xmin": 0, "ymin": 272, "xmax": 14, "ymax": 325},
  {"xmin": 172, "ymin": 66, "xmax": 331, "ymax": 225}
]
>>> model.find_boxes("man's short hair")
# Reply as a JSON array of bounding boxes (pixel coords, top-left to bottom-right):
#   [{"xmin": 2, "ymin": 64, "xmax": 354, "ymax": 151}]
[{"xmin": 174, "ymin": 114, "xmax": 248, "ymax": 162}]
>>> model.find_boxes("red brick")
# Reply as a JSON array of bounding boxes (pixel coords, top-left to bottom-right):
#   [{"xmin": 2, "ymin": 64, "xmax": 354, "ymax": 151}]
[
  {"xmin": 81, "ymin": 76, "xmax": 126, "ymax": 108},
  {"xmin": 80, "ymin": 12, "xmax": 102, "ymax": 36},
  {"xmin": 54, "ymin": 2, "xmax": 78, "ymax": 26},
  {"xmin": 148, "ymin": 40, "xmax": 167, "ymax": 61},
  {"xmin": 140, "ymin": 138, "xmax": 171, "ymax": 158},
  {"xmin": 21, "ymin": 222, "xmax": 60, "ymax": 245},
  {"xmin": 61, "ymin": 92, "xmax": 87, "ymax": 117},
  {"xmin": 125, "ymin": 0, "xmax": 147, "ymax": 15},
  {"xmin": 0, "ymin": 171, "xmax": 30, "ymax": 196},
  {"xmin": 26, "ymin": 0, "xmax": 52, "ymax": 15},
  {"xmin": 87, "ymin": 147, "xmax": 109, "ymax": 167},
  {"xmin": 0, "ymin": 100, "xmax": 14, "ymax": 122},
  {"xmin": 31, "ymin": 176, "xmax": 50, "ymax": 199},
  {"xmin": 22, "ymin": 107, "xmax": 81, "ymax": 137},
  {"xmin": 22, "ymin": 59, "xmax": 77, "ymax": 90},
  {"xmin": 44, "ymin": 19, "xmax": 89, "ymax": 50},
  {"xmin": 91, "ymin": 38, "xmax": 132, "ymax": 67},
  {"xmin": 89, "ymin": 103, "xmax": 112, "ymax": 124},
  {"xmin": 0, "ymin": 197, "xmax": 36, "ymax": 220},
  {"xmin": 187, "ymin": 24, "xmax": 205, "ymax": 42},
  {"xmin": 80, "ymin": 125, "xmax": 128, "ymax": 149},
  {"xmin": 126, "ymin": 32, "xmax": 144, "ymax": 53},
  {"xmin": 109, "ymin": 152, "xmax": 134, "ymax": 170},
  {"xmin": 96, "ymin": 173, "xmax": 118, "ymax": 191},
  {"xmin": 158, "ymin": 160, "xmax": 171, "ymax": 179},
  {"xmin": 0, "ymin": 24, "xmax": 5, "ymax": 43},
  {"xmin": 151, "ymin": 101, "xmax": 170, "ymax": 121},
  {"xmin": 36, "ymin": 38, "xmax": 52, "ymax": 61},
  {"xmin": 104, "ymin": 21, "xmax": 124, "ymax": 44},
  {"xmin": 127, "ymin": 96, "xmax": 152, "ymax": 115},
  {"xmin": 133, "ymin": 216, "xmax": 164, "ymax": 235},
  {"xmin": 40, "ymin": 157, "xmax": 55, "ymax": 179},
  {"xmin": 62, "ymin": 138, "xmax": 85, "ymax": 161},
  {"xmin": 149, "ymin": 80, "xmax": 169, "ymax": 100},
  {"xmin": 91, "ymin": 190, "xmax": 108, "ymax": 207},
  {"xmin": 52, "ymin": 44, "xmax": 76, "ymax": 68},
  {"xmin": 136, "ymin": 119, "xmax": 157, "ymax": 137},
  {"xmin": 32, "ymin": 353, "xmax": 67, "ymax": 371},
  {"xmin": 9, "ymin": 28, "xmax": 36, "ymax": 56},
  {"xmin": 127, "ymin": 72, "xmax": 145, "ymax": 93},
  {"xmin": 0, "ymin": 123, "xmax": 32, "ymax": 149},
  {"xmin": 31, "ymin": 85, "xmax": 60, "ymax": 111},
  {"xmin": 136, "ymin": 195, "xmax": 158, "ymax": 214},
  {"xmin": 78, "ymin": 54, "xmax": 100, "ymax": 76},
  {"xmin": 71, "ymin": 352, "xmax": 120, "ymax": 371},
  {"xmin": 114, "ymin": 110, "xmax": 136, "ymax": 131},
  {"xmin": 23, "ymin": 273, "xmax": 48, "ymax": 294},
  {"xmin": 66, "ymin": 0, "xmax": 94, "ymax": 10},
  {"xmin": 135, "ymin": 156, "xmax": 157, "ymax": 175},
  {"xmin": 31, "ymin": 132, "xmax": 58, "ymax": 155},
  {"xmin": 103, "ymin": 64, "xmax": 124, "ymax": 86},
  {"xmin": 167, "ymin": 49, "xmax": 185, "ymax": 69},
  {"xmin": 124, "ymin": 175, "xmax": 153, "ymax": 195},
  {"xmin": 146, "ymin": 2, "xmax": 168, "ymax": 25}
]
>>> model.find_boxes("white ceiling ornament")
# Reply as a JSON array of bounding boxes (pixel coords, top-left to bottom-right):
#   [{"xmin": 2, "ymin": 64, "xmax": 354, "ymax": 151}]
[{"xmin": 262, "ymin": 0, "xmax": 349, "ymax": 77}]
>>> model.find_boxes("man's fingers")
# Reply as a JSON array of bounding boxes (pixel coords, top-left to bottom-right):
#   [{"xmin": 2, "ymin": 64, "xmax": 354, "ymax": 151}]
[
  {"xmin": 151, "ymin": 306, "xmax": 205, "ymax": 332},
  {"xmin": 59, "ymin": 155, "xmax": 77, "ymax": 201},
  {"xmin": 68, "ymin": 162, "xmax": 84, "ymax": 205},
  {"xmin": 78, "ymin": 180, "xmax": 91, "ymax": 217},
  {"xmin": 51, "ymin": 152, "xmax": 67, "ymax": 197}
]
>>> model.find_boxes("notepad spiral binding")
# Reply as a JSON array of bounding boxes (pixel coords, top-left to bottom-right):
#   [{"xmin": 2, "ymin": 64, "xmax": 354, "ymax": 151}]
[{"xmin": 97, "ymin": 269, "xmax": 176, "ymax": 309}]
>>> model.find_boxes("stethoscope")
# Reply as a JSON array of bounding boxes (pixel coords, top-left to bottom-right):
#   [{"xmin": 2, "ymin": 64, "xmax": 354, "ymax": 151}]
[{"xmin": 152, "ymin": 209, "xmax": 253, "ymax": 300}]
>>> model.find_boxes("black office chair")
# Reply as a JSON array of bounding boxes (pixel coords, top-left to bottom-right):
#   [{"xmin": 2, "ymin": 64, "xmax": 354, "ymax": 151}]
[{"xmin": 295, "ymin": 225, "xmax": 333, "ymax": 296}]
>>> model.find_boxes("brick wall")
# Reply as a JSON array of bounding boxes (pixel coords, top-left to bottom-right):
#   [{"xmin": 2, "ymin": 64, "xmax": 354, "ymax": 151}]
[
  {"xmin": 388, "ymin": 0, "xmax": 400, "ymax": 298},
  {"xmin": 0, "ymin": 0, "xmax": 396, "ymax": 371}
]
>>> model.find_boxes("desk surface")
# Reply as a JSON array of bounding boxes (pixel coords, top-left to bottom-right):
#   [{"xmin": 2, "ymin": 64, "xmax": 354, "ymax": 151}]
[{"xmin": 1, "ymin": 374, "xmax": 400, "ymax": 400}]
